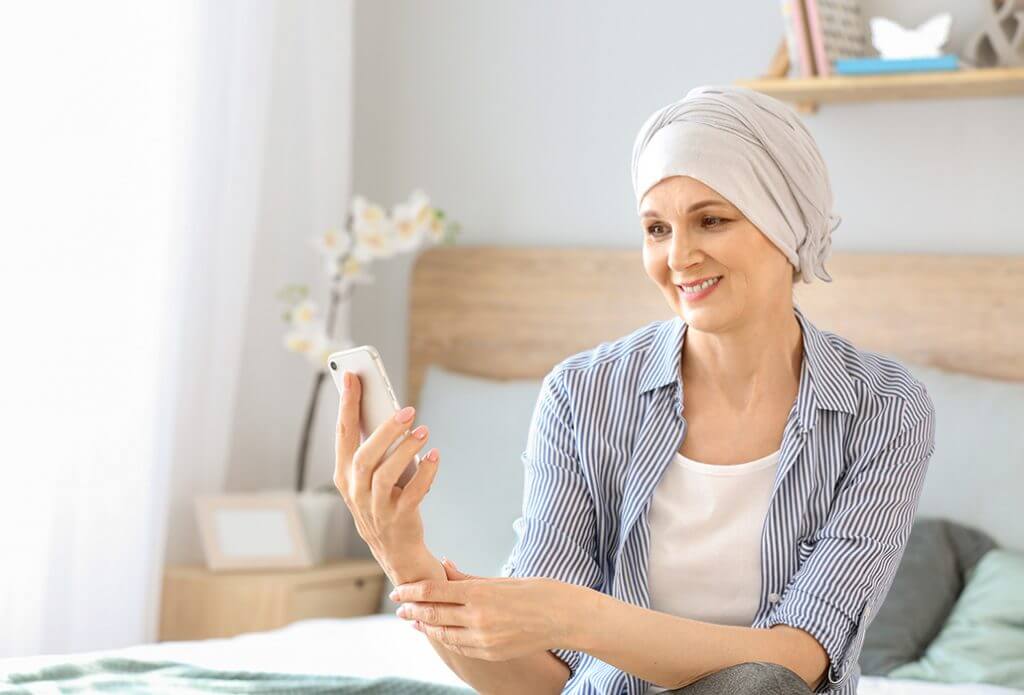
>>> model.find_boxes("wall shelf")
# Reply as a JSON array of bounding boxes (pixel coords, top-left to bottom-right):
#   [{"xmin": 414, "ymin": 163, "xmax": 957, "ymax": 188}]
[{"xmin": 735, "ymin": 39, "xmax": 1024, "ymax": 113}]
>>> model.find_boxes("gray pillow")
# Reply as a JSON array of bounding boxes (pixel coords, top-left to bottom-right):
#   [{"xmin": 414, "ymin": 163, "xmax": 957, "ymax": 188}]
[
  {"xmin": 377, "ymin": 365, "xmax": 542, "ymax": 613},
  {"xmin": 859, "ymin": 516, "xmax": 997, "ymax": 675}
]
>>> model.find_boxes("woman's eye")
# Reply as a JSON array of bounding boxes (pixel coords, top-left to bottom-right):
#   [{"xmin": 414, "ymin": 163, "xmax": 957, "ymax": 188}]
[
  {"xmin": 702, "ymin": 215, "xmax": 724, "ymax": 228},
  {"xmin": 646, "ymin": 224, "xmax": 669, "ymax": 237}
]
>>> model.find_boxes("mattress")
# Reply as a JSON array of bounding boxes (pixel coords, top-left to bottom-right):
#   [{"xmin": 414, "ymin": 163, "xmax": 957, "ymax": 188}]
[{"xmin": 1, "ymin": 614, "xmax": 1017, "ymax": 694}]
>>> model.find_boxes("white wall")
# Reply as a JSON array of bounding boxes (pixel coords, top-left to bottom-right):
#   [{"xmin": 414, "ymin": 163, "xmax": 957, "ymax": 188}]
[
  {"xmin": 217, "ymin": 0, "xmax": 1024, "ymax": 562},
  {"xmin": 349, "ymin": 0, "xmax": 1024, "ymax": 418}
]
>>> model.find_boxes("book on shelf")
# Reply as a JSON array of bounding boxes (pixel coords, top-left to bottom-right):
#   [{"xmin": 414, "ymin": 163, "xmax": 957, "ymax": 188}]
[
  {"xmin": 781, "ymin": 0, "xmax": 869, "ymax": 77},
  {"xmin": 780, "ymin": 0, "xmax": 816, "ymax": 77},
  {"xmin": 834, "ymin": 54, "xmax": 961, "ymax": 74}
]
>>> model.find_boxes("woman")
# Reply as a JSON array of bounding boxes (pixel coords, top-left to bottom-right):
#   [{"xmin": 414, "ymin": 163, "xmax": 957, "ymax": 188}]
[{"xmin": 334, "ymin": 85, "xmax": 937, "ymax": 695}]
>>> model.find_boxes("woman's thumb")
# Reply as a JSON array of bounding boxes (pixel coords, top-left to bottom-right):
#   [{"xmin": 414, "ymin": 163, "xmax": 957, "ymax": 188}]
[{"xmin": 441, "ymin": 557, "xmax": 477, "ymax": 580}]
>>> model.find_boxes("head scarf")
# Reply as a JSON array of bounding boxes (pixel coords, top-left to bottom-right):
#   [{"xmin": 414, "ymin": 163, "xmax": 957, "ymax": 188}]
[{"xmin": 630, "ymin": 84, "xmax": 841, "ymax": 284}]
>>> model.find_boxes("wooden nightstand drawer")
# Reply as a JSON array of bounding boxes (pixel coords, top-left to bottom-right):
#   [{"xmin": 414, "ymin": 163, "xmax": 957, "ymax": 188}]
[
  {"xmin": 287, "ymin": 572, "xmax": 384, "ymax": 622},
  {"xmin": 160, "ymin": 558, "xmax": 385, "ymax": 641}
]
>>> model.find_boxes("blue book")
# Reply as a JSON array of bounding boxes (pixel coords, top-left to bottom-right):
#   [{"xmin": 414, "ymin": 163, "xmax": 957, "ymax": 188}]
[{"xmin": 834, "ymin": 54, "xmax": 959, "ymax": 74}]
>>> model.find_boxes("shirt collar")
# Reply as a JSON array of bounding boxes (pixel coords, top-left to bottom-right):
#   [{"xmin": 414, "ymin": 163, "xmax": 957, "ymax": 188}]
[{"xmin": 637, "ymin": 304, "xmax": 857, "ymax": 432}]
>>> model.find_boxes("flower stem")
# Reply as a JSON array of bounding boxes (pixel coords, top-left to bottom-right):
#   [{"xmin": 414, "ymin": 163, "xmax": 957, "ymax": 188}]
[{"xmin": 295, "ymin": 252, "xmax": 355, "ymax": 492}]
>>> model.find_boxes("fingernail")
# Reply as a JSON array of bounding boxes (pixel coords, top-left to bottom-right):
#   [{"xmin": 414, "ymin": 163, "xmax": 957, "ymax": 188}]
[
  {"xmin": 412, "ymin": 425, "xmax": 428, "ymax": 439},
  {"xmin": 388, "ymin": 589, "xmax": 398, "ymax": 600},
  {"xmin": 427, "ymin": 448, "xmax": 439, "ymax": 462},
  {"xmin": 441, "ymin": 555, "xmax": 449, "ymax": 566},
  {"xmin": 395, "ymin": 406, "xmax": 415, "ymax": 423},
  {"xmin": 343, "ymin": 371, "xmax": 350, "ymax": 388}
]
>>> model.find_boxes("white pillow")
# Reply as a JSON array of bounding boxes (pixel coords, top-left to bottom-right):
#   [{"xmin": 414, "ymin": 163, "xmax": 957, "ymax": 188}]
[{"xmin": 903, "ymin": 362, "xmax": 1024, "ymax": 551}]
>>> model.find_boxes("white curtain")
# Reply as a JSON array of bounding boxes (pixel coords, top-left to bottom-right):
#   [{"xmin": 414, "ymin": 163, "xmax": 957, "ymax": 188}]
[{"xmin": 0, "ymin": 0, "xmax": 276, "ymax": 656}]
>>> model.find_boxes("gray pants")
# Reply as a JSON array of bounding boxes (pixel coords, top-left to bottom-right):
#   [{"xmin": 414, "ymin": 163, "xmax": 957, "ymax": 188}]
[{"xmin": 661, "ymin": 661, "xmax": 814, "ymax": 694}]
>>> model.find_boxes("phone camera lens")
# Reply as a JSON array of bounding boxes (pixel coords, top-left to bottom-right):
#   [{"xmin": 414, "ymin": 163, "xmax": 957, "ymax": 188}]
[{"xmin": 329, "ymin": 361, "xmax": 337, "ymax": 371}]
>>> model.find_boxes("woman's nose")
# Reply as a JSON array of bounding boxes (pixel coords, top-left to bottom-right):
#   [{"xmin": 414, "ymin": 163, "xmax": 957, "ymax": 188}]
[{"xmin": 667, "ymin": 227, "xmax": 702, "ymax": 266}]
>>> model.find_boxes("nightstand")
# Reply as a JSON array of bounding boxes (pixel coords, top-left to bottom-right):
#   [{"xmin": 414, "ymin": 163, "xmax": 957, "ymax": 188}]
[{"xmin": 159, "ymin": 558, "xmax": 386, "ymax": 641}]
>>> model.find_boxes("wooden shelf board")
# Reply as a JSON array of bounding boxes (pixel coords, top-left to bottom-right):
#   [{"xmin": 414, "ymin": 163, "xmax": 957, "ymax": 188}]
[{"xmin": 735, "ymin": 66, "xmax": 1024, "ymax": 105}]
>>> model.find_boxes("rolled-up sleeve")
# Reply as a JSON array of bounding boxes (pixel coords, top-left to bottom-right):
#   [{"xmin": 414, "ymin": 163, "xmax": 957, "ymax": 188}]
[
  {"xmin": 499, "ymin": 366, "xmax": 603, "ymax": 679},
  {"xmin": 766, "ymin": 390, "xmax": 936, "ymax": 692}
]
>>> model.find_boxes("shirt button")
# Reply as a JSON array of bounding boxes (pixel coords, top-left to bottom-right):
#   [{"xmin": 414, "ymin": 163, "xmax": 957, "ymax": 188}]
[{"xmin": 768, "ymin": 592, "xmax": 781, "ymax": 603}]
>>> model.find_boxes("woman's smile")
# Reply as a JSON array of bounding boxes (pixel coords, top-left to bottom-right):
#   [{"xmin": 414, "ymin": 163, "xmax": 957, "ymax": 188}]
[{"xmin": 676, "ymin": 275, "xmax": 722, "ymax": 302}]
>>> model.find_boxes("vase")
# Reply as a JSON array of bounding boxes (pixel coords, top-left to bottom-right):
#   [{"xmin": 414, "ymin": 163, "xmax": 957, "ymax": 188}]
[{"xmin": 296, "ymin": 490, "xmax": 344, "ymax": 564}]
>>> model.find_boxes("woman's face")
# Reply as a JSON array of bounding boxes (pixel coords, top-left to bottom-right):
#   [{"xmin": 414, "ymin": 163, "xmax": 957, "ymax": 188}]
[{"xmin": 640, "ymin": 175, "xmax": 794, "ymax": 331}]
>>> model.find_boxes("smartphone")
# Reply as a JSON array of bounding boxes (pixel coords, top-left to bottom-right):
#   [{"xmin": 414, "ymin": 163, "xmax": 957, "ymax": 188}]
[{"xmin": 327, "ymin": 345, "xmax": 421, "ymax": 489}]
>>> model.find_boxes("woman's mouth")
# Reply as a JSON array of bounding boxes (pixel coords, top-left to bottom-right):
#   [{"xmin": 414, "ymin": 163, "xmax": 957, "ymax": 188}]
[{"xmin": 676, "ymin": 276, "xmax": 722, "ymax": 302}]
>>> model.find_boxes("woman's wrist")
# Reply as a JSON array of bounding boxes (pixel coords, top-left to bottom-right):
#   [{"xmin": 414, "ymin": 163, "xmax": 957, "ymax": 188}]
[
  {"xmin": 378, "ymin": 543, "xmax": 446, "ymax": 586},
  {"xmin": 559, "ymin": 582, "xmax": 607, "ymax": 654}
]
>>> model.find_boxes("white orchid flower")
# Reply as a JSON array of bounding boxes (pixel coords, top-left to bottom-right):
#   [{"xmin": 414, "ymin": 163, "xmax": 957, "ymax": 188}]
[
  {"xmin": 304, "ymin": 331, "xmax": 329, "ymax": 367},
  {"xmin": 284, "ymin": 190, "xmax": 456, "ymax": 373},
  {"xmin": 426, "ymin": 211, "xmax": 446, "ymax": 243},
  {"xmin": 339, "ymin": 255, "xmax": 374, "ymax": 285},
  {"xmin": 324, "ymin": 253, "xmax": 375, "ymax": 289},
  {"xmin": 290, "ymin": 299, "xmax": 319, "ymax": 327},
  {"xmin": 352, "ymin": 195, "xmax": 387, "ymax": 225},
  {"xmin": 352, "ymin": 217, "xmax": 397, "ymax": 262},
  {"xmin": 309, "ymin": 228, "xmax": 353, "ymax": 257},
  {"xmin": 399, "ymin": 188, "xmax": 445, "ymax": 243},
  {"xmin": 390, "ymin": 188, "xmax": 442, "ymax": 249},
  {"xmin": 283, "ymin": 327, "xmax": 319, "ymax": 354},
  {"xmin": 350, "ymin": 195, "xmax": 398, "ymax": 261},
  {"xmin": 390, "ymin": 201, "xmax": 426, "ymax": 252}
]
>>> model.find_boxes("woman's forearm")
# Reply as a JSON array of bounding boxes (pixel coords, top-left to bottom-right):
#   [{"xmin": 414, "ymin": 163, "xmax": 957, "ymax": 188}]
[
  {"xmin": 427, "ymin": 641, "xmax": 569, "ymax": 695},
  {"xmin": 568, "ymin": 587, "xmax": 825, "ymax": 690},
  {"xmin": 393, "ymin": 546, "xmax": 569, "ymax": 695}
]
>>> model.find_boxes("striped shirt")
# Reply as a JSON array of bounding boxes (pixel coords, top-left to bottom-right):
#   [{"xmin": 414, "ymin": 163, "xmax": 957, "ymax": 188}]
[{"xmin": 500, "ymin": 303, "xmax": 936, "ymax": 695}]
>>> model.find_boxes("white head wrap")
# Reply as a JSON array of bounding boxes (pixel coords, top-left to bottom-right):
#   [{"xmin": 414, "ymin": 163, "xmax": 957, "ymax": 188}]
[{"xmin": 630, "ymin": 84, "xmax": 841, "ymax": 284}]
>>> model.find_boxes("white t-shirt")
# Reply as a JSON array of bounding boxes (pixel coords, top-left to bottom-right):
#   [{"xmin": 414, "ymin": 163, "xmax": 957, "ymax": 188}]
[{"xmin": 644, "ymin": 447, "xmax": 781, "ymax": 694}]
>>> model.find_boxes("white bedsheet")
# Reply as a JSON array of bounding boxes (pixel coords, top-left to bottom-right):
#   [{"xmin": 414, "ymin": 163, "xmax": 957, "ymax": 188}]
[{"xmin": 0, "ymin": 614, "xmax": 1015, "ymax": 694}]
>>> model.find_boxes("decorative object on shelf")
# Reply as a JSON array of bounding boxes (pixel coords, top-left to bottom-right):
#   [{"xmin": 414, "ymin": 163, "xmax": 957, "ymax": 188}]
[
  {"xmin": 834, "ymin": 54, "xmax": 959, "ymax": 74},
  {"xmin": 830, "ymin": 12, "xmax": 958, "ymax": 75},
  {"xmin": 194, "ymin": 492, "xmax": 316, "ymax": 571},
  {"xmin": 963, "ymin": 0, "xmax": 1024, "ymax": 68},
  {"xmin": 742, "ymin": 9, "xmax": 1024, "ymax": 112},
  {"xmin": 277, "ymin": 189, "xmax": 462, "ymax": 494},
  {"xmin": 870, "ymin": 12, "xmax": 952, "ymax": 59}
]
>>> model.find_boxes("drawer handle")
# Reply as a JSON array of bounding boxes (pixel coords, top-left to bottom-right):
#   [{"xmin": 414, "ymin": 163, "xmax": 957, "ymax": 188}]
[{"xmin": 355, "ymin": 578, "xmax": 364, "ymax": 588}]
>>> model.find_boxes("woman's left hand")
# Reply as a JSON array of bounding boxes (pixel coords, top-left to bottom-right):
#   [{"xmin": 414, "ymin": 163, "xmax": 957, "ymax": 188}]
[{"xmin": 390, "ymin": 558, "xmax": 578, "ymax": 661}]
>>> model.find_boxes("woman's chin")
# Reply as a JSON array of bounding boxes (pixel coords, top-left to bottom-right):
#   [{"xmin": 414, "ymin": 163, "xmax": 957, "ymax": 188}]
[
  {"xmin": 675, "ymin": 299, "xmax": 734, "ymax": 330},
  {"xmin": 672, "ymin": 287, "xmax": 726, "ymax": 322}
]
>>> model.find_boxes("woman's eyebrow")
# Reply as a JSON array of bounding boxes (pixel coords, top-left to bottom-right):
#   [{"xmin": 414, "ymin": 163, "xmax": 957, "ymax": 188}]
[{"xmin": 641, "ymin": 199, "xmax": 727, "ymax": 217}]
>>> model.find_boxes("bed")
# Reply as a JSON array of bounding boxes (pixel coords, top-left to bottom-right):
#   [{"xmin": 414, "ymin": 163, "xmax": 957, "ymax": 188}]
[
  {"xmin": 3, "ymin": 246, "xmax": 1023, "ymax": 694},
  {"xmin": 1, "ymin": 616, "xmax": 1020, "ymax": 694}
]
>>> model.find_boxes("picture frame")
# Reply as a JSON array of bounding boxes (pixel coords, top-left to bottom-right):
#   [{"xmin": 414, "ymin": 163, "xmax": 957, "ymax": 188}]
[{"xmin": 194, "ymin": 492, "xmax": 314, "ymax": 571}]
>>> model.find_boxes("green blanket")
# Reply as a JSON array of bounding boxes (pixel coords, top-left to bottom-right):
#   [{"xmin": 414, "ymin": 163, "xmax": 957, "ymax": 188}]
[{"xmin": 0, "ymin": 657, "xmax": 476, "ymax": 694}]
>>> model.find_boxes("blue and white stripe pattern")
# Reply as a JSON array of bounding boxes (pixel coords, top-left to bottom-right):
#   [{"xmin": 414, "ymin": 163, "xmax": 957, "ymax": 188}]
[{"xmin": 500, "ymin": 304, "xmax": 936, "ymax": 694}]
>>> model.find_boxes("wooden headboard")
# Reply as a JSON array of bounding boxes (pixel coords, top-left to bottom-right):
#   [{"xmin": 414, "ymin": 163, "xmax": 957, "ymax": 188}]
[{"xmin": 406, "ymin": 246, "xmax": 1024, "ymax": 407}]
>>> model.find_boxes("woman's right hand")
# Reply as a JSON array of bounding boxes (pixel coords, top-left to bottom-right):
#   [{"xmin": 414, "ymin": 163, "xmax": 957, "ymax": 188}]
[{"xmin": 333, "ymin": 369, "xmax": 440, "ymax": 564}]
